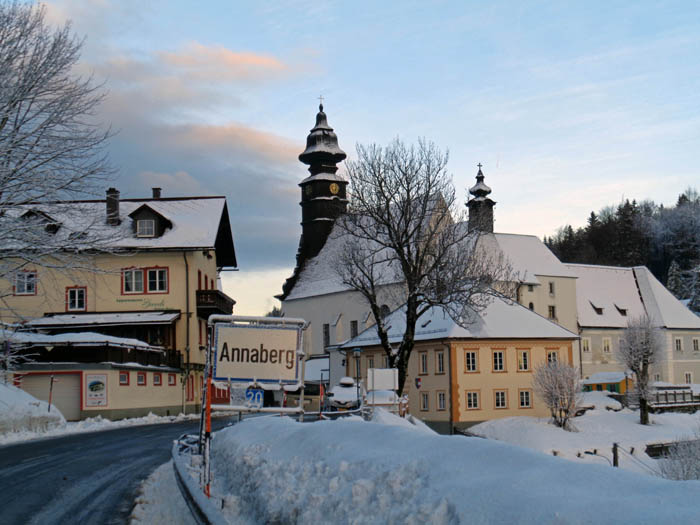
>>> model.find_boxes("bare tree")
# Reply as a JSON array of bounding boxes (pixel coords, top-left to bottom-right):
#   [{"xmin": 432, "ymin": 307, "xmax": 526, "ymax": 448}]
[
  {"xmin": 0, "ymin": 2, "xmax": 115, "ymax": 305},
  {"xmin": 334, "ymin": 139, "xmax": 514, "ymax": 394},
  {"xmin": 533, "ymin": 361, "xmax": 581, "ymax": 431},
  {"xmin": 618, "ymin": 315, "xmax": 663, "ymax": 425}
]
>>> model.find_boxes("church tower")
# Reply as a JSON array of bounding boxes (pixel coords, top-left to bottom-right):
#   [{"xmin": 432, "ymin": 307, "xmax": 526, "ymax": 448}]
[
  {"xmin": 280, "ymin": 103, "xmax": 347, "ymax": 299},
  {"xmin": 467, "ymin": 164, "xmax": 495, "ymax": 232}
]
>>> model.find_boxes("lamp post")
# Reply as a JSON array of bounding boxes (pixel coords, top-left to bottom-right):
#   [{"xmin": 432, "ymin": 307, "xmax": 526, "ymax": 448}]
[{"xmin": 353, "ymin": 348, "xmax": 361, "ymax": 405}]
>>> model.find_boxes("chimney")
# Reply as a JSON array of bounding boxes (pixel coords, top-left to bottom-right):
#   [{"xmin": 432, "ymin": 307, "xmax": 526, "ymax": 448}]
[
  {"xmin": 106, "ymin": 187, "xmax": 120, "ymax": 225},
  {"xmin": 152, "ymin": 187, "xmax": 162, "ymax": 199}
]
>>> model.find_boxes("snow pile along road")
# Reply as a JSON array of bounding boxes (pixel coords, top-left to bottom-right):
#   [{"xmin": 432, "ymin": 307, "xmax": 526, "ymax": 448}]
[
  {"xmin": 211, "ymin": 412, "xmax": 700, "ymax": 524},
  {"xmin": 0, "ymin": 381, "xmax": 65, "ymax": 435}
]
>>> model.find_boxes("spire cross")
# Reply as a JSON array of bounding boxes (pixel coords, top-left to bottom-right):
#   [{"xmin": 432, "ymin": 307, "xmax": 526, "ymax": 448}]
[{"xmin": 477, "ymin": 163, "xmax": 482, "ymax": 170}]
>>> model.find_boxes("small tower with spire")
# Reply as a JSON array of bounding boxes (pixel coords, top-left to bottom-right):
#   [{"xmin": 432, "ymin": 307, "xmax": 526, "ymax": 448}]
[
  {"xmin": 280, "ymin": 103, "xmax": 348, "ymax": 299},
  {"xmin": 467, "ymin": 163, "xmax": 496, "ymax": 232}
]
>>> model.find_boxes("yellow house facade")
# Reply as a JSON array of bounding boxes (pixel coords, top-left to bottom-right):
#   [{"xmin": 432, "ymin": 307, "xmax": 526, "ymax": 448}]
[{"xmin": 1, "ymin": 188, "xmax": 237, "ymax": 420}]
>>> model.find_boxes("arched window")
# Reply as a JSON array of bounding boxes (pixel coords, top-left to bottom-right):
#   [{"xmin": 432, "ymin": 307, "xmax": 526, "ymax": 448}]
[
  {"xmin": 528, "ymin": 302, "xmax": 534, "ymax": 311},
  {"xmin": 380, "ymin": 304, "xmax": 391, "ymax": 318}
]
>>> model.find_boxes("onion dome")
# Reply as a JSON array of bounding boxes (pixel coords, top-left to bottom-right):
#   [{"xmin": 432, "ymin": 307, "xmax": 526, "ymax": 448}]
[
  {"xmin": 468, "ymin": 163, "xmax": 492, "ymax": 200},
  {"xmin": 298, "ymin": 103, "xmax": 347, "ymax": 175}
]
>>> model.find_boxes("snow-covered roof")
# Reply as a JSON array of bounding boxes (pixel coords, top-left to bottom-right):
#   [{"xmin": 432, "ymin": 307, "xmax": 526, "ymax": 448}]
[
  {"xmin": 582, "ymin": 372, "xmax": 631, "ymax": 385},
  {"xmin": 7, "ymin": 196, "xmax": 237, "ymax": 267},
  {"xmin": 0, "ymin": 329, "xmax": 164, "ymax": 352},
  {"xmin": 25, "ymin": 311, "xmax": 180, "ymax": 328},
  {"xmin": 490, "ymin": 233, "xmax": 577, "ymax": 282},
  {"xmin": 567, "ymin": 264, "xmax": 700, "ymax": 329},
  {"xmin": 340, "ymin": 296, "xmax": 577, "ymax": 348},
  {"xmin": 303, "ymin": 356, "xmax": 330, "ymax": 382}
]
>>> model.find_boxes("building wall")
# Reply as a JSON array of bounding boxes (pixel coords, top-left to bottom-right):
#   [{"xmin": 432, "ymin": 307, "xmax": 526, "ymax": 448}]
[{"xmin": 518, "ymin": 276, "xmax": 578, "ymax": 335}]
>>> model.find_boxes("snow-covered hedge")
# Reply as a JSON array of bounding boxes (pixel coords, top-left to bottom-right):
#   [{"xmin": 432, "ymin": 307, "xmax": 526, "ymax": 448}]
[
  {"xmin": 0, "ymin": 382, "xmax": 65, "ymax": 434},
  {"xmin": 211, "ymin": 413, "xmax": 700, "ymax": 523}
]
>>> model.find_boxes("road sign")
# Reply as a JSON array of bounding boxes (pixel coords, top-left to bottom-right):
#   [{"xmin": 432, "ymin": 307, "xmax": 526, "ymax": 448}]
[{"xmin": 245, "ymin": 388, "xmax": 264, "ymax": 408}]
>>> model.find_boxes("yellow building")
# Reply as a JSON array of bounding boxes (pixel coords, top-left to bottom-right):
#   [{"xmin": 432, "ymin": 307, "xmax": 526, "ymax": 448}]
[
  {"xmin": 1, "ymin": 188, "xmax": 237, "ymax": 420},
  {"xmin": 338, "ymin": 298, "xmax": 578, "ymax": 434}
]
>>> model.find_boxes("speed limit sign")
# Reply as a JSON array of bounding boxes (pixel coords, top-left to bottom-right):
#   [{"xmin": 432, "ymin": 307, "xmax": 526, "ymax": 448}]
[{"xmin": 245, "ymin": 388, "xmax": 264, "ymax": 408}]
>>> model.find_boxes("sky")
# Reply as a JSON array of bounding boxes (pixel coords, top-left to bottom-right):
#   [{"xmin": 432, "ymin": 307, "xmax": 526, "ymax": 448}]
[{"xmin": 43, "ymin": 0, "xmax": 700, "ymax": 315}]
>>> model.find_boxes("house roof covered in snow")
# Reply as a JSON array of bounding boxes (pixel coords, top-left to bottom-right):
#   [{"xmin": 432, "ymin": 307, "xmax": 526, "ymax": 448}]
[
  {"xmin": 25, "ymin": 311, "xmax": 181, "ymax": 328},
  {"xmin": 340, "ymin": 296, "xmax": 577, "ymax": 348},
  {"xmin": 566, "ymin": 264, "xmax": 700, "ymax": 330},
  {"xmin": 582, "ymin": 371, "xmax": 632, "ymax": 385},
  {"xmin": 7, "ymin": 196, "xmax": 237, "ymax": 267}
]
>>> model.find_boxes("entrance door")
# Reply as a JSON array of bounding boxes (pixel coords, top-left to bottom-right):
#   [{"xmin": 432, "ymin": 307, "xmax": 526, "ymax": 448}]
[{"xmin": 20, "ymin": 373, "xmax": 81, "ymax": 421}]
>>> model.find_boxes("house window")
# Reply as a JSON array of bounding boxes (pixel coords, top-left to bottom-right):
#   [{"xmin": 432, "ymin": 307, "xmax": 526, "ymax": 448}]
[
  {"xmin": 582, "ymin": 338, "xmax": 590, "ymax": 353},
  {"xmin": 419, "ymin": 352, "xmax": 428, "ymax": 375},
  {"xmin": 492, "ymin": 350, "xmax": 505, "ymax": 372},
  {"xmin": 548, "ymin": 282, "xmax": 555, "ymax": 296},
  {"xmin": 420, "ymin": 392, "xmax": 429, "ymax": 411},
  {"xmin": 168, "ymin": 373, "xmax": 176, "ymax": 386},
  {"xmin": 527, "ymin": 285, "xmax": 534, "ymax": 292},
  {"xmin": 495, "ymin": 390, "xmax": 507, "ymax": 409},
  {"xmin": 437, "ymin": 391, "xmax": 446, "ymax": 411},
  {"xmin": 350, "ymin": 320, "xmax": 358, "ymax": 339},
  {"xmin": 436, "ymin": 351, "xmax": 445, "ymax": 374},
  {"xmin": 547, "ymin": 351, "xmax": 558, "ymax": 363},
  {"xmin": 654, "ymin": 373, "xmax": 661, "ymax": 382},
  {"xmin": 466, "ymin": 391, "xmax": 480, "ymax": 410},
  {"xmin": 153, "ymin": 373, "xmax": 162, "ymax": 386},
  {"xmin": 465, "ymin": 351, "xmax": 478, "ymax": 372},
  {"xmin": 367, "ymin": 356, "xmax": 374, "ymax": 370},
  {"xmin": 137, "ymin": 372, "xmax": 146, "ymax": 386},
  {"xmin": 519, "ymin": 390, "xmax": 532, "ymax": 408},
  {"xmin": 323, "ymin": 324, "xmax": 330, "ymax": 347},
  {"xmin": 518, "ymin": 350, "xmax": 530, "ymax": 371},
  {"xmin": 674, "ymin": 338, "xmax": 683, "ymax": 352},
  {"xmin": 136, "ymin": 219, "xmax": 155, "ymax": 237},
  {"xmin": 603, "ymin": 337, "xmax": 611, "ymax": 353},
  {"xmin": 123, "ymin": 268, "xmax": 144, "ymax": 293},
  {"xmin": 66, "ymin": 287, "xmax": 86, "ymax": 311},
  {"xmin": 147, "ymin": 268, "xmax": 168, "ymax": 293},
  {"xmin": 383, "ymin": 355, "xmax": 390, "ymax": 368},
  {"xmin": 14, "ymin": 271, "xmax": 37, "ymax": 295},
  {"xmin": 528, "ymin": 302, "xmax": 534, "ymax": 311},
  {"xmin": 119, "ymin": 371, "xmax": 129, "ymax": 385},
  {"xmin": 548, "ymin": 305, "xmax": 557, "ymax": 320},
  {"xmin": 685, "ymin": 372, "xmax": 692, "ymax": 384},
  {"xmin": 693, "ymin": 338, "xmax": 700, "ymax": 352}
]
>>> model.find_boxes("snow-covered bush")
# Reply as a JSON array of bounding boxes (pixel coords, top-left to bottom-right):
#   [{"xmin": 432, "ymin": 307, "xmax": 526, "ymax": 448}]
[
  {"xmin": 658, "ymin": 428, "xmax": 700, "ymax": 481},
  {"xmin": 533, "ymin": 361, "xmax": 581, "ymax": 430}
]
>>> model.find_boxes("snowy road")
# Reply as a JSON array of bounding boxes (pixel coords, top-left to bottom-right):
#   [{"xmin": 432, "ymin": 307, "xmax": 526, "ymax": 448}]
[{"xmin": 0, "ymin": 418, "xmax": 234, "ymax": 524}]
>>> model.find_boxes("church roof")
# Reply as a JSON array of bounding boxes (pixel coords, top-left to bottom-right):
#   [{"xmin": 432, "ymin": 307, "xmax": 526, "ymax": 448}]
[{"xmin": 340, "ymin": 297, "xmax": 578, "ymax": 348}]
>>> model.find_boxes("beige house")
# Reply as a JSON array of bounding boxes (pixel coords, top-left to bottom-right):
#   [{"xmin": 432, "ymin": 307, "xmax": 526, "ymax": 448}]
[
  {"xmin": 1, "ymin": 188, "xmax": 237, "ymax": 420},
  {"xmin": 338, "ymin": 298, "xmax": 578, "ymax": 433}
]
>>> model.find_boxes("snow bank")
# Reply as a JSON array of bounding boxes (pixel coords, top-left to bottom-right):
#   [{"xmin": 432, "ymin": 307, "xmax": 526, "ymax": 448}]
[
  {"xmin": 0, "ymin": 381, "xmax": 64, "ymax": 435},
  {"xmin": 211, "ymin": 414, "xmax": 700, "ymax": 523},
  {"xmin": 471, "ymin": 406, "xmax": 700, "ymax": 474},
  {"xmin": 580, "ymin": 390, "xmax": 622, "ymax": 410},
  {"xmin": 130, "ymin": 461, "xmax": 195, "ymax": 525}
]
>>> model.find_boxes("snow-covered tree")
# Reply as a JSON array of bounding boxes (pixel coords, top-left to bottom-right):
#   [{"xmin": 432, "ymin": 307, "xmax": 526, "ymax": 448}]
[
  {"xmin": 333, "ymin": 139, "xmax": 514, "ymax": 395},
  {"xmin": 665, "ymin": 260, "xmax": 684, "ymax": 299},
  {"xmin": 618, "ymin": 315, "xmax": 663, "ymax": 425},
  {"xmin": 532, "ymin": 361, "xmax": 581, "ymax": 431},
  {"xmin": 658, "ymin": 428, "xmax": 700, "ymax": 480},
  {"xmin": 0, "ymin": 2, "xmax": 115, "ymax": 306}
]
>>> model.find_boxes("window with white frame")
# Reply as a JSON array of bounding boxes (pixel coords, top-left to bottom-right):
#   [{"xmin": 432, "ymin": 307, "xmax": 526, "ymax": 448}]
[
  {"xmin": 693, "ymin": 338, "xmax": 700, "ymax": 352},
  {"xmin": 419, "ymin": 352, "xmax": 428, "ymax": 374},
  {"xmin": 466, "ymin": 391, "xmax": 479, "ymax": 409},
  {"xmin": 519, "ymin": 390, "xmax": 532, "ymax": 408},
  {"xmin": 420, "ymin": 392, "xmax": 429, "ymax": 411},
  {"xmin": 547, "ymin": 351, "xmax": 558, "ymax": 363},
  {"xmin": 136, "ymin": 219, "xmax": 155, "ymax": 237},
  {"xmin": 493, "ymin": 350, "xmax": 504, "ymax": 372},
  {"xmin": 67, "ymin": 287, "xmax": 86, "ymax": 311},
  {"xmin": 495, "ymin": 390, "xmax": 507, "ymax": 409},
  {"xmin": 518, "ymin": 350, "xmax": 530, "ymax": 371},
  {"xmin": 436, "ymin": 351, "xmax": 445, "ymax": 374},
  {"xmin": 674, "ymin": 338, "xmax": 683, "ymax": 352},
  {"xmin": 465, "ymin": 351, "xmax": 478, "ymax": 372},
  {"xmin": 685, "ymin": 372, "xmax": 692, "ymax": 384},
  {"xmin": 15, "ymin": 271, "xmax": 37, "ymax": 295},
  {"xmin": 603, "ymin": 337, "xmax": 611, "ymax": 353},
  {"xmin": 123, "ymin": 268, "xmax": 144, "ymax": 293},
  {"xmin": 437, "ymin": 391, "xmax": 446, "ymax": 411},
  {"xmin": 582, "ymin": 338, "xmax": 590, "ymax": 353},
  {"xmin": 147, "ymin": 268, "xmax": 168, "ymax": 293}
]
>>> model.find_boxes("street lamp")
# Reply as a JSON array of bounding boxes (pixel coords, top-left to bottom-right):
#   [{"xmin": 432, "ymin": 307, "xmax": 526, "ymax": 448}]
[{"xmin": 353, "ymin": 348, "xmax": 361, "ymax": 405}]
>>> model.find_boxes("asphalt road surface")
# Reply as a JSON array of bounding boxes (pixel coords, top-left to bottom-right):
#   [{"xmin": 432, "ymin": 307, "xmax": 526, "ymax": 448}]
[{"xmin": 0, "ymin": 417, "xmax": 235, "ymax": 525}]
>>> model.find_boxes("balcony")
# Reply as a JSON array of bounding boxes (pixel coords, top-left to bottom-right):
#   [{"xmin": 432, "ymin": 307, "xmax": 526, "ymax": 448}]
[{"xmin": 196, "ymin": 289, "xmax": 235, "ymax": 318}]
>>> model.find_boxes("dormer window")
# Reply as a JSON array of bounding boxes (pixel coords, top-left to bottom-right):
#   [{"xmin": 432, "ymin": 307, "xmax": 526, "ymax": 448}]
[
  {"xmin": 615, "ymin": 304, "xmax": 627, "ymax": 316},
  {"xmin": 137, "ymin": 219, "xmax": 155, "ymax": 237},
  {"xmin": 590, "ymin": 301, "xmax": 603, "ymax": 315}
]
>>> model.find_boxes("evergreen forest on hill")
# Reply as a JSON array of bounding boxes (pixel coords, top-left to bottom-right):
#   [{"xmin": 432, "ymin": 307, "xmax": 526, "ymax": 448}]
[{"xmin": 544, "ymin": 188, "xmax": 700, "ymax": 312}]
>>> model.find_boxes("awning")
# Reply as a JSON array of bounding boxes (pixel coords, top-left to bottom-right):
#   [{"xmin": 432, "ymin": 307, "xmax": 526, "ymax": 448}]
[
  {"xmin": 25, "ymin": 311, "xmax": 181, "ymax": 328},
  {"xmin": 0, "ymin": 329, "xmax": 165, "ymax": 353}
]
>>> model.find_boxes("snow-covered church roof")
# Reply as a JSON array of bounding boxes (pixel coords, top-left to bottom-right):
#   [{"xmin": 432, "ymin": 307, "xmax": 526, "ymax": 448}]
[
  {"xmin": 340, "ymin": 296, "xmax": 578, "ymax": 348},
  {"xmin": 566, "ymin": 264, "xmax": 700, "ymax": 329}
]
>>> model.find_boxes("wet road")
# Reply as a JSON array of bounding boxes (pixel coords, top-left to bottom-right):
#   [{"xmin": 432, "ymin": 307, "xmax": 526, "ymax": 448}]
[{"xmin": 0, "ymin": 418, "xmax": 235, "ymax": 525}]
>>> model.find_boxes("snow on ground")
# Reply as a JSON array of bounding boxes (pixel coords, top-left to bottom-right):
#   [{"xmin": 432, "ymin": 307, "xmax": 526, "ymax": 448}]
[
  {"xmin": 0, "ymin": 381, "xmax": 65, "ymax": 436},
  {"xmin": 471, "ymin": 392, "xmax": 700, "ymax": 475},
  {"xmin": 130, "ymin": 461, "xmax": 195, "ymax": 525},
  {"xmin": 209, "ymin": 411, "xmax": 700, "ymax": 524}
]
